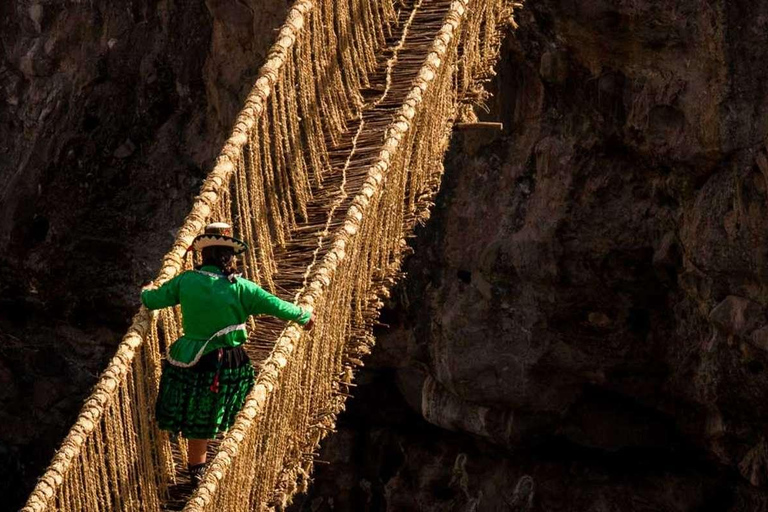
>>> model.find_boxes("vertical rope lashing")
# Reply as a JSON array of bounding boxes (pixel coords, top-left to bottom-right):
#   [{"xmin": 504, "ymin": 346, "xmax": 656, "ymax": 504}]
[
  {"xmin": 21, "ymin": 308, "xmax": 152, "ymax": 512},
  {"xmin": 297, "ymin": 22, "xmax": 330, "ymax": 186},
  {"xmin": 283, "ymin": 52, "xmax": 312, "ymax": 221},
  {"xmin": 248, "ymin": 126, "xmax": 278, "ymax": 290}
]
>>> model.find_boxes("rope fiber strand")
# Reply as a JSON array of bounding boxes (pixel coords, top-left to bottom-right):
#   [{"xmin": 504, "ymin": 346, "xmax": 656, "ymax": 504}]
[{"xmin": 22, "ymin": 0, "xmax": 516, "ymax": 510}]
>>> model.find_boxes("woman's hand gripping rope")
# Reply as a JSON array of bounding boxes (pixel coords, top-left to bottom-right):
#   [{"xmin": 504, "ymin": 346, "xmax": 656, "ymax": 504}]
[{"xmin": 303, "ymin": 312, "xmax": 315, "ymax": 331}]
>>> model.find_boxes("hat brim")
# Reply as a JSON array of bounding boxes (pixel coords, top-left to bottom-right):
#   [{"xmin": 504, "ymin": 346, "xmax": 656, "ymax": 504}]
[{"xmin": 192, "ymin": 234, "xmax": 248, "ymax": 255}]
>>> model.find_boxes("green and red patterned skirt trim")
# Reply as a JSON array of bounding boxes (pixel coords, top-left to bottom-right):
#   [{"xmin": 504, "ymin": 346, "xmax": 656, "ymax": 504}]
[{"xmin": 155, "ymin": 346, "xmax": 254, "ymax": 440}]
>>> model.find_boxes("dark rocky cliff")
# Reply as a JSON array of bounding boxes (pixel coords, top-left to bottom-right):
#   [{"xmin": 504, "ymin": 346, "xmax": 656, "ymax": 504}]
[{"xmin": 3, "ymin": 0, "xmax": 768, "ymax": 510}]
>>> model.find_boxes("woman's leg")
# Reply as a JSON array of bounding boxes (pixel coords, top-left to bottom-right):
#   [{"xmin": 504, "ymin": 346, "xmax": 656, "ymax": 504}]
[{"xmin": 188, "ymin": 438, "xmax": 209, "ymax": 466}]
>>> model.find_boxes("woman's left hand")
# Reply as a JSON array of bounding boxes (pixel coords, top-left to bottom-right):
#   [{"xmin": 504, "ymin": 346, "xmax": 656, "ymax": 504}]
[{"xmin": 304, "ymin": 313, "xmax": 315, "ymax": 331}]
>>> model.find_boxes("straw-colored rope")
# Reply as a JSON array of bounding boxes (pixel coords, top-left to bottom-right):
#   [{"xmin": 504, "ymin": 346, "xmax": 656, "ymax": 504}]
[{"xmin": 23, "ymin": 0, "xmax": 515, "ymax": 510}]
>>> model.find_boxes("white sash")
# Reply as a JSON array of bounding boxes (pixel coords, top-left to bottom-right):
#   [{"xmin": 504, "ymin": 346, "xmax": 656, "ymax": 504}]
[{"xmin": 166, "ymin": 323, "xmax": 247, "ymax": 368}]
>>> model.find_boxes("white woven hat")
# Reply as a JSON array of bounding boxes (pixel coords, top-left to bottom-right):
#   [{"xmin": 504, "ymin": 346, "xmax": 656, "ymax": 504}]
[{"xmin": 191, "ymin": 222, "xmax": 248, "ymax": 255}]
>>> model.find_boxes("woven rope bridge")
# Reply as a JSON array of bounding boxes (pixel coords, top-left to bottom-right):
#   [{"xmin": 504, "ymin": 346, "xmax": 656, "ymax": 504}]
[{"xmin": 22, "ymin": 0, "xmax": 517, "ymax": 510}]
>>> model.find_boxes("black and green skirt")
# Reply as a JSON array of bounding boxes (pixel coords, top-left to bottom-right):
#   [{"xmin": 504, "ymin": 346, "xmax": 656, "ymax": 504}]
[{"xmin": 155, "ymin": 346, "xmax": 254, "ymax": 439}]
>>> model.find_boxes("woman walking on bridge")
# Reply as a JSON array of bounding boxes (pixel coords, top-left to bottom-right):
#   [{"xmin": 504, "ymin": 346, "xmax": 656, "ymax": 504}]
[{"xmin": 141, "ymin": 222, "xmax": 313, "ymax": 485}]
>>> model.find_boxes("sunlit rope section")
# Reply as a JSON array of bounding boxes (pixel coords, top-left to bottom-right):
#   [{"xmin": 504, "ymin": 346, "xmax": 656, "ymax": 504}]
[{"xmin": 183, "ymin": 0, "xmax": 514, "ymax": 511}]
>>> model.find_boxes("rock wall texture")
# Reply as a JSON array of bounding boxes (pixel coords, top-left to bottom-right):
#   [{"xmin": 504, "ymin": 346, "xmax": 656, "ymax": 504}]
[
  {"xmin": 291, "ymin": 0, "xmax": 768, "ymax": 510},
  {"xmin": 0, "ymin": 0, "xmax": 286, "ymax": 508}
]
